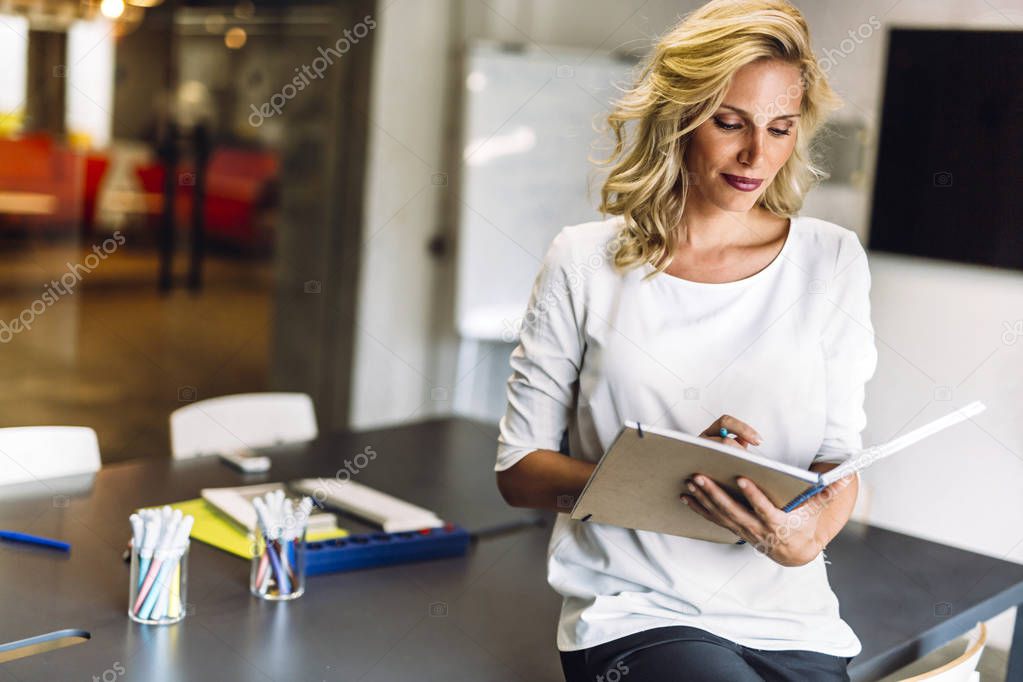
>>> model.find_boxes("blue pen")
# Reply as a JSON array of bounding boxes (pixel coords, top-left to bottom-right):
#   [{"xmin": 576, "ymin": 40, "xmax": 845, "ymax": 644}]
[
  {"xmin": 254, "ymin": 496, "xmax": 291, "ymax": 595},
  {"xmin": 0, "ymin": 530, "xmax": 70, "ymax": 552},
  {"xmin": 138, "ymin": 558, "xmax": 176, "ymax": 620},
  {"xmin": 266, "ymin": 537, "xmax": 291, "ymax": 595},
  {"xmin": 136, "ymin": 516, "xmax": 192, "ymax": 620}
]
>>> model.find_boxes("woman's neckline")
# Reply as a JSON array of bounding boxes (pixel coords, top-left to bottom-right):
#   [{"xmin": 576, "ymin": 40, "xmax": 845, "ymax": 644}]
[{"xmin": 643, "ymin": 214, "xmax": 798, "ymax": 290}]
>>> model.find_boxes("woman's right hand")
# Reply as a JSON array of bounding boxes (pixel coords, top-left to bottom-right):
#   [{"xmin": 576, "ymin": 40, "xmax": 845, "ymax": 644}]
[{"xmin": 698, "ymin": 414, "xmax": 762, "ymax": 450}]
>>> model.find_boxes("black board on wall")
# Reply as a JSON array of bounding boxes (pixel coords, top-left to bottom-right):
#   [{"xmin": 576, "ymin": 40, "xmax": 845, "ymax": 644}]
[{"xmin": 868, "ymin": 28, "xmax": 1023, "ymax": 270}]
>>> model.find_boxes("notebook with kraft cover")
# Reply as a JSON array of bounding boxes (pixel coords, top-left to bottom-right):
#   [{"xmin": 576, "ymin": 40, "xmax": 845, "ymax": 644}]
[{"xmin": 569, "ymin": 401, "xmax": 985, "ymax": 543}]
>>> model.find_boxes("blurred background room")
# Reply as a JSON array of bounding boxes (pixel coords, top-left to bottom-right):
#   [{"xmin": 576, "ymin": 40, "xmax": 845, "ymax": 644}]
[{"xmin": 0, "ymin": 0, "xmax": 1020, "ymax": 676}]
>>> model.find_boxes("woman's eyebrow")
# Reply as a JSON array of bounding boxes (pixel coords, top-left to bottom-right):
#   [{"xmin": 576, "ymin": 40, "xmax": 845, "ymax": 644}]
[{"xmin": 719, "ymin": 104, "xmax": 801, "ymax": 120}]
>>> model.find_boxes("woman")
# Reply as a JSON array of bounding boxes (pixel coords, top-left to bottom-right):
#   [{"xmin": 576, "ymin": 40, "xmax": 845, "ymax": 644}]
[{"xmin": 495, "ymin": 1, "xmax": 879, "ymax": 680}]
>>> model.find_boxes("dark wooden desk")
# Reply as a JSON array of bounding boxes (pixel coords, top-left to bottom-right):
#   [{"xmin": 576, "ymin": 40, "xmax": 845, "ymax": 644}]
[{"xmin": 0, "ymin": 417, "xmax": 1019, "ymax": 681}]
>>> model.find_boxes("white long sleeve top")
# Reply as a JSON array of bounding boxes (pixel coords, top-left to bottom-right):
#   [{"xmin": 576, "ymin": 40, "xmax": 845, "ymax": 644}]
[{"xmin": 496, "ymin": 214, "xmax": 878, "ymax": 656}]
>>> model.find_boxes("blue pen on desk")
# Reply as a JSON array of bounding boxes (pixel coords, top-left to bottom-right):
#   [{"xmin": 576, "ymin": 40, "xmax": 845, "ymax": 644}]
[{"xmin": 0, "ymin": 530, "xmax": 70, "ymax": 552}]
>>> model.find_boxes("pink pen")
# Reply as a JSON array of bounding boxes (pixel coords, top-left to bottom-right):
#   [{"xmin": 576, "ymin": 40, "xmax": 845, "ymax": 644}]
[{"xmin": 133, "ymin": 557, "xmax": 164, "ymax": 613}]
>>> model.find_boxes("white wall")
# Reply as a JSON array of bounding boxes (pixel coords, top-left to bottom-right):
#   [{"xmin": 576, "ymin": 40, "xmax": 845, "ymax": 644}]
[
  {"xmin": 0, "ymin": 14, "xmax": 28, "ymax": 124},
  {"xmin": 353, "ymin": 0, "xmax": 1023, "ymax": 649},
  {"xmin": 67, "ymin": 17, "xmax": 115, "ymax": 148},
  {"xmin": 351, "ymin": 0, "xmax": 459, "ymax": 426}
]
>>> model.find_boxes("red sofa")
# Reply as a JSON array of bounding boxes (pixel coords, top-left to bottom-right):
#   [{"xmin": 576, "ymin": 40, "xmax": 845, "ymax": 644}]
[
  {"xmin": 134, "ymin": 147, "xmax": 279, "ymax": 251},
  {"xmin": 0, "ymin": 133, "xmax": 109, "ymax": 236}
]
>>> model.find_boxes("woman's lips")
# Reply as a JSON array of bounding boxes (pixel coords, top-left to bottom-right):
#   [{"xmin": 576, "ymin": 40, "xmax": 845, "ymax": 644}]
[{"xmin": 721, "ymin": 173, "xmax": 763, "ymax": 191}]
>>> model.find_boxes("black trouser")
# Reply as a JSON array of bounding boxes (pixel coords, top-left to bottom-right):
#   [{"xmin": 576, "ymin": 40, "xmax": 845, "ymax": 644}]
[{"xmin": 559, "ymin": 625, "xmax": 853, "ymax": 681}]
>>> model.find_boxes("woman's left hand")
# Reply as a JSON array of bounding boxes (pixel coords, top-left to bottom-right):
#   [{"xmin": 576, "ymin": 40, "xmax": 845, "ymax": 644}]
[{"xmin": 680, "ymin": 474, "xmax": 822, "ymax": 567}]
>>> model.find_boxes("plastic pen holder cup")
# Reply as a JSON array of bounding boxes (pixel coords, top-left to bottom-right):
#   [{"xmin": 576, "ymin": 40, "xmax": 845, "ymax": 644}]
[
  {"xmin": 250, "ymin": 527, "xmax": 306, "ymax": 601},
  {"xmin": 129, "ymin": 541, "xmax": 189, "ymax": 624}
]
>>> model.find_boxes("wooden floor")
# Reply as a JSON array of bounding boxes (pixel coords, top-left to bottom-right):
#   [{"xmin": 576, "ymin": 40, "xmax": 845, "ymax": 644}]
[{"xmin": 0, "ymin": 240, "xmax": 273, "ymax": 463}]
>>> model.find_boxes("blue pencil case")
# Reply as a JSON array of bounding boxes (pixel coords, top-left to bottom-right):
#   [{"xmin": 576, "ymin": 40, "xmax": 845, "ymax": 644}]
[{"xmin": 305, "ymin": 523, "xmax": 470, "ymax": 575}]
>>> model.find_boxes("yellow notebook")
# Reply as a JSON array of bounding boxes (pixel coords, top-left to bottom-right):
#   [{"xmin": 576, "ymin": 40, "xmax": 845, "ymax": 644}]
[{"xmin": 144, "ymin": 498, "xmax": 349, "ymax": 559}]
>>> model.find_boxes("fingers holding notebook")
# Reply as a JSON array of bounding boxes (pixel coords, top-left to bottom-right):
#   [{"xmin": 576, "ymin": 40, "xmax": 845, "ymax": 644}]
[{"xmin": 698, "ymin": 414, "xmax": 763, "ymax": 450}]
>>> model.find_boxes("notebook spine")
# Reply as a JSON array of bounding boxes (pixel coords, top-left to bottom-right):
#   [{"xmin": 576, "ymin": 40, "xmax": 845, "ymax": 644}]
[{"xmin": 781, "ymin": 482, "xmax": 828, "ymax": 512}]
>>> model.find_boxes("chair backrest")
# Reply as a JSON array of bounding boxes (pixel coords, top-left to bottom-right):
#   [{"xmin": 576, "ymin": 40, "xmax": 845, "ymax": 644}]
[
  {"xmin": 0, "ymin": 426, "xmax": 101, "ymax": 487},
  {"xmin": 169, "ymin": 392, "xmax": 318, "ymax": 460},
  {"xmin": 900, "ymin": 621, "xmax": 987, "ymax": 681}
]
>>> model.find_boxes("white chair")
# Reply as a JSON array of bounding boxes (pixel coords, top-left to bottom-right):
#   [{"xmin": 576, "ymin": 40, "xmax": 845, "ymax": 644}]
[
  {"xmin": 898, "ymin": 621, "xmax": 987, "ymax": 681},
  {"xmin": 0, "ymin": 426, "xmax": 101, "ymax": 487},
  {"xmin": 169, "ymin": 392, "xmax": 318, "ymax": 459}
]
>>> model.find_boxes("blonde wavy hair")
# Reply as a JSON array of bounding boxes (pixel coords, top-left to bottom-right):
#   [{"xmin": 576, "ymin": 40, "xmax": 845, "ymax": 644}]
[{"xmin": 595, "ymin": 0, "xmax": 843, "ymax": 278}]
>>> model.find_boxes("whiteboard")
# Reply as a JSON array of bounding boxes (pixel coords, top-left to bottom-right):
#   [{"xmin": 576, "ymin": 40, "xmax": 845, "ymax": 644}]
[{"xmin": 455, "ymin": 42, "xmax": 638, "ymax": 341}]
